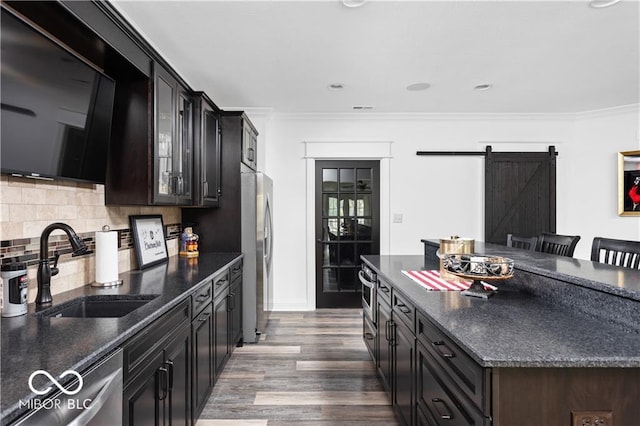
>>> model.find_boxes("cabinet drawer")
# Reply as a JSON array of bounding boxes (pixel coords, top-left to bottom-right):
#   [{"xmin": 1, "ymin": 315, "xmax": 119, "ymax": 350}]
[
  {"xmin": 192, "ymin": 281, "xmax": 213, "ymax": 318},
  {"xmin": 123, "ymin": 298, "xmax": 191, "ymax": 384},
  {"xmin": 417, "ymin": 342, "xmax": 488, "ymax": 426},
  {"xmin": 416, "ymin": 312, "xmax": 488, "ymax": 412},
  {"xmin": 377, "ymin": 277, "xmax": 392, "ymax": 305},
  {"xmin": 213, "ymin": 269, "xmax": 230, "ymax": 298},
  {"xmin": 392, "ymin": 291, "xmax": 414, "ymax": 333},
  {"xmin": 229, "ymin": 258, "xmax": 243, "ymax": 282}
]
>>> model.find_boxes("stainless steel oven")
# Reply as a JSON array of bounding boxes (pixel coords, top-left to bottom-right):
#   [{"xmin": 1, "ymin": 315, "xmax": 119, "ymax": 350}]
[{"xmin": 359, "ymin": 263, "xmax": 376, "ymax": 324}]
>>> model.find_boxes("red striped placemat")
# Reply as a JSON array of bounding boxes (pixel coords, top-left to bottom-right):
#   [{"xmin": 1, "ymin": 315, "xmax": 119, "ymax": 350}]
[{"xmin": 401, "ymin": 270, "xmax": 497, "ymax": 291}]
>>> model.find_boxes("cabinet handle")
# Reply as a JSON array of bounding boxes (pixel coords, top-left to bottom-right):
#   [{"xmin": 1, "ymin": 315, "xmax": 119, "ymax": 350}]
[
  {"xmin": 364, "ymin": 332, "xmax": 374, "ymax": 341},
  {"xmin": 396, "ymin": 303, "xmax": 411, "ymax": 314},
  {"xmin": 177, "ymin": 174, "xmax": 184, "ymax": 195},
  {"xmin": 198, "ymin": 312, "xmax": 211, "ymax": 322},
  {"xmin": 379, "ymin": 285, "xmax": 390, "ymax": 294},
  {"xmin": 385, "ymin": 320, "xmax": 395, "ymax": 343},
  {"xmin": 165, "ymin": 360, "xmax": 174, "ymax": 390},
  {"xmin": 196, "ymin": 294, "xmax": 209, "ymax": 302},
  {"xmin": 431, "ymin": 398, "xmax": 453, "ymax": 420},
  {"xmin": 216, "ymin": 278, "xmax": 228, "ymax": 286},
  {"xmin": 156, "ymin": 367, "xmax": 168, "ymax": 401},
  {"xmin": 204, "ymin": 181, "xmax": 209, "ymax": 196},
  {"xmin": 433, "ymin": 341, "xmax": 456, "ymax": 359},
  {"xmin": 248, "ymin": 147, "xmax": 255, "ymax": 162},
  {"xmin": 384, "ymin": 320, "xmax": 390, "ymax": 342}
]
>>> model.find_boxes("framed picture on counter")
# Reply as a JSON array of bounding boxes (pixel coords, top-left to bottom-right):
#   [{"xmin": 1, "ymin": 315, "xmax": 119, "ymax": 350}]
[
  {"xmin": 618, "ymin": 150, "xmax": 640, "ymax": 216},
  {"xmin": 130, "ymin": 215, "xmax": 169, "ymax": 269}
]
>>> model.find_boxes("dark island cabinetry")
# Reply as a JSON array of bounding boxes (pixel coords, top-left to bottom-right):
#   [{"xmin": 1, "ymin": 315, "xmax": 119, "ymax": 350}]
[{"xmin": 362, "ymin": 251, "xmax": 640, "ymax": 426}]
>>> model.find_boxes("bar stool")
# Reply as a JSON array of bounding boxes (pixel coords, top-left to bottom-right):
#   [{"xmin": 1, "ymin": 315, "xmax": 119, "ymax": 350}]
[
  {"xmin": 591, "ymin": 237, "xmax": 640, "ymax": 269},
  {"xmin": 536, "ymin": 232, "xmax": 581, "ymax": 257},
  {"xmin": 506, "ymin": 234, "xmax": 538, "ymax": 251}
]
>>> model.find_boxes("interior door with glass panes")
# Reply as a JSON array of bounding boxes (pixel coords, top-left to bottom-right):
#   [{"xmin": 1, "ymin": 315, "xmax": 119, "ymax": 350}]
[{"xmin": 315, "ymin": 160, "xmax": 380, "ymax": 308}]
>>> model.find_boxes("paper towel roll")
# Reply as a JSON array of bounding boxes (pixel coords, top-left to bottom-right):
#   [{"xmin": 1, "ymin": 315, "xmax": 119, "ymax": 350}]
[{"xmin": 96, "ymin": 230, "xmax": 118, "ymax": 283}]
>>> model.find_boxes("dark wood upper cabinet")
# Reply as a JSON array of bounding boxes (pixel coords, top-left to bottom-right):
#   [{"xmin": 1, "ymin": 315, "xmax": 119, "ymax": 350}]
[
  {"xmin": 191, "ymin": 92, "xmax": 222, "ymax": 207},
  {"xmin": 152, "ymin": 64, "xmax": 194, "ymax": 205}
]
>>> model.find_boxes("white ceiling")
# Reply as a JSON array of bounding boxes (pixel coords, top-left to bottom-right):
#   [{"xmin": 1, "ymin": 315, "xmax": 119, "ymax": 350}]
[{"xmin": 112, "ymin": 0, "xmax": 640, "ymax": 114}]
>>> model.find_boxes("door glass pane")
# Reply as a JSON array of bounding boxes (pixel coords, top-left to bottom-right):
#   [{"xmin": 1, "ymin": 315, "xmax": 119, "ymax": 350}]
[
  {"xmin": 356, "ymin": 169, "xmax": 372, "ymax": 191},
  {"xmin": 356, "ymin": 194, "xmax": 371, "ymax": 216},
  {"xmin": 177, "ymin": 94, "xmax": 192, "ymax": 197},
  {"xmin": 322, "ymin": 243, "xmax": 338, "ymax": 266},
  {"xmin": 323, "ymin": 267, "xmax": 339, "ymax": 292},
  {"xmin": 323, "ymin": 169, "xmax": 338, "ymax": 191},
  {"xmin": 323, "ymin": 218, "xmax": 339, "ymax": 240},
  {"xmin": 339, "ymin": 243, "xmax": 355, "ymax": 266},
  {"xmin": 339, "ymin": 218, "xmax": 356, "ymax": 239},
  {"xmin": 357, "ymin": 243, "xmax": 373, "ymax": 260},
  {"xmin": 157, "ymin": 76, "xmax": 173, "ymax": 196},
  {"xmin": 339, "ymin": 169, "xmax": 355, "ymax": 191},
  {"xmin": 323, "ymin": 194, "xmax": 338, "ymax": 216},
  {"xmin": 339, "ymin": 268, "xmax": 357, "ymax": 291},
  {"xmin": 356, "ymin": 219, "xmax": 372, "ymax": 240},
  {"xmin": 339, "ymin": 194, "xmax": 355, "ymax": 217}
]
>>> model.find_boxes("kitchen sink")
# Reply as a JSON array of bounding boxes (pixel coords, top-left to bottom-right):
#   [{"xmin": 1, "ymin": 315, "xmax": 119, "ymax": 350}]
[{"xmin": 35, "ymin": 295, "xmax": 159, "ymax": 318}]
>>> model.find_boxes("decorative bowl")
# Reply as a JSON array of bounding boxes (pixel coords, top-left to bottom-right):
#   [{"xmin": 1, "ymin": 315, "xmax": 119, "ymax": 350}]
[{"xmin": 442, "ymin": 253, "xmax": 514, "ymax": 280}]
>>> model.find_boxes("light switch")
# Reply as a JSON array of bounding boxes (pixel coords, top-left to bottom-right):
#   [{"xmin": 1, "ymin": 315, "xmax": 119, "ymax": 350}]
[{"xmin": 393, "ymin": 213, "xmax": 403, "ymax": 223}]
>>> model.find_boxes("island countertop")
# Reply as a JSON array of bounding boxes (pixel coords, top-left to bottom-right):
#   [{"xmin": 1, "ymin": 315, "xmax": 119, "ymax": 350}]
[
  {"xmin": 362, "ymin": 242, "xmax": 640, "ymax": 369},
  {"xmin": 0, "ymin": 252, "xmax": 242, "ymax": 426}
]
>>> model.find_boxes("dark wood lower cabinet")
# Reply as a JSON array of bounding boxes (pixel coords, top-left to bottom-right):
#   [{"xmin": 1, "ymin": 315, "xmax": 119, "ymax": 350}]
[
  {"xmin": 417, "ymin": 341, "xmax": 487, "ymax": 426},
  {"xmin": 191, "ymin": 303, "xmax": 213, "ymax": 421},
  {"xmin": 213, "ymin": 286, "xmax": 229, "ymax": 379},
  {"xmin": 229, "ymin": 276, "xmax": 243, "ymax": 349},
  {"xmin": 376, "ymin": 298, "xmax": 392, "ymax": 394},
  {"xmin": 123, "ymin": 324, "xmax": 191, "ymax": 426},
  {"xmin": 392, "ymin": 318, "xmax": 414, "ymax": 426}
]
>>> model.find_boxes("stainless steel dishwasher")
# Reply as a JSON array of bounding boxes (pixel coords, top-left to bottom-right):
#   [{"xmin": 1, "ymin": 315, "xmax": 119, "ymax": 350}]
[{"xmin": 14, "ymin": 348, "xmax": 123, "ymax": 426}]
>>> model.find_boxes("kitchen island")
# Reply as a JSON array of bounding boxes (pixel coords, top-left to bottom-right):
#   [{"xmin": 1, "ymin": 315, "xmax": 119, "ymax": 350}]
[
  {"xmin": 362, "ymin": 240, "xmax": 640, "ymax": 425},
  {"xmin": 0, "ymin": 252, "xmax": 242, "ymax": 426}
]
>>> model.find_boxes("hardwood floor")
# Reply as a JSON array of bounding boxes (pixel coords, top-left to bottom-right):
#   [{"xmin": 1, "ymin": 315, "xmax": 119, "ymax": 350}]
[{"xmin": 198, "ymin": 309, "xmax": 399, "ymax": 425}]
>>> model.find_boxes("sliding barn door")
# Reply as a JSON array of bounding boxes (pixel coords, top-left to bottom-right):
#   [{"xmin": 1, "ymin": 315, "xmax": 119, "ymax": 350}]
[{"xmin": 485, "ymin": 147, "xmax": 557, "ymax": 245}]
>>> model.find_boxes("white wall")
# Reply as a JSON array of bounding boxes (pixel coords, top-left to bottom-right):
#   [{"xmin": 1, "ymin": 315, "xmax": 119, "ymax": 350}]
[
  {"xmin": 562, "ymin": 106, "xmax": 640, "ymax": 259},
  {"xmin": 259, "ymin": 110, "xmax": 640, "ymax": 310}
]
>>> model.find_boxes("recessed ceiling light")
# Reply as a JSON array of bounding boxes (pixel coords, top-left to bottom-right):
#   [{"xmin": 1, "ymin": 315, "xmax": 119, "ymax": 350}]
[
  {"xmin": 352, "ymin": 106, "xmax": 374, "ymax": 110},
  {"xmin": 474, "ymin": 84, "xmax": 492, "ymax": 91},
  {"xmin": 406, "ymin": 82, "xmax": 431, "ymax": 91},
  {"xmin": 342, "ymin": 0, "xmax": 366, "ymax": 8},
  {"xmin": 328, "ymin": 83, "xmax": 345, "ymax": 91},
  {"xmin": 588, "ymin": 0, "xmax": 622, "ymax": 8}
]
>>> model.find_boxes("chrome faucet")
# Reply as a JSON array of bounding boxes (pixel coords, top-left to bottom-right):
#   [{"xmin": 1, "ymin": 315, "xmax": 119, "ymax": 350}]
[{"xmin": 36, "ymin": 223, "xmax": 91, "ymax": 306}]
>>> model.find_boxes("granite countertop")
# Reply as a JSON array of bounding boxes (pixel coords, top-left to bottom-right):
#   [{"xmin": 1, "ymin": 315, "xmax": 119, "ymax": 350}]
[
  {"xmin": 0, "ymin": 252, "xmax": 242, "ymax": 426},
  {"xmin": 362, "ymin": 248, "xmax": 640, "ymax": 369}
]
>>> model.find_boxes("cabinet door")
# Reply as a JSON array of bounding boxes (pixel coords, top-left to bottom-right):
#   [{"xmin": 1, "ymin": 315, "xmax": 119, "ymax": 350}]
[
  {"xmin": 173, "ymin": 89, "xmax": 193, "ymax": 205},
  {"xmin": 200, "ymin": 107, "xmax": 221, "ymax": 205},
  {"xmin": 192, "ymin": 304, "xmax": 213, "ymax": 421},
  {"xmin": 393, "ymin": 319, "xmax": 414, "ymax": 426},
  {"xmin": 377, "ymin": 299, "xmax": 392, "ymax": 395},
  {"xmin": 213, "ymin": 291, "xmax": 229, "ymax": 378},
  {"xmin": 123, "ymin": 351, "xmax": 165, "ymax": 426},
  {"xmin": 153, "ymin": 64, "xmax": 193, "ymax": 205},
  {"xmin": 154, "ymin": 66, "xmax": 176, "ymax": 204},
  {"xmin": 241, "ymin": 121, "xmax": 257, "ymax": 170},
  {"xmin": 165, "ymin": 324, "xmax": 191, "ymax": 426},
  {"xmin": 229, "ymin": 277, "xmax": 243, "ymax": 348}
]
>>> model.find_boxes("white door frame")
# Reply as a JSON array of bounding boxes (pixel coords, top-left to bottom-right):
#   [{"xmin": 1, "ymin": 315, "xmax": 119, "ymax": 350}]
[{"xmin": 304, "ymin": 141, "xmax": 393, "ymax": 310}]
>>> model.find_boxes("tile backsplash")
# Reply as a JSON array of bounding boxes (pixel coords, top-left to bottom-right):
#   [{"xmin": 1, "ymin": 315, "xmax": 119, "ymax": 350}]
[{"xmin": 0, "ymin": 175, "xmax": 182, "ymax": 303}]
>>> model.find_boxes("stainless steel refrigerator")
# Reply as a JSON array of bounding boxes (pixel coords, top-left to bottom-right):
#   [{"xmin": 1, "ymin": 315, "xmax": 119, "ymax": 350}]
[{"xmin": 241, "ymin": 169, "xmax": 273, "ymax": 343}]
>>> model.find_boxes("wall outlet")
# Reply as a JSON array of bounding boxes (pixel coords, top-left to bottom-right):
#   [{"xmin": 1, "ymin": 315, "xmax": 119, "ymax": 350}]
[{"xmin": 571, "ymin": 411, "xmax": 613, "ymax": 426}]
